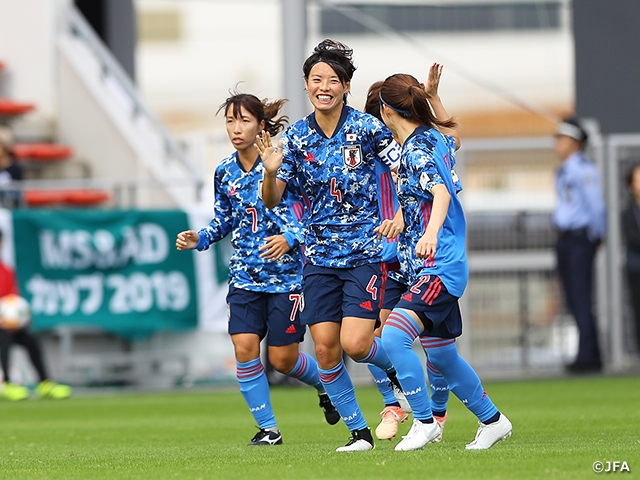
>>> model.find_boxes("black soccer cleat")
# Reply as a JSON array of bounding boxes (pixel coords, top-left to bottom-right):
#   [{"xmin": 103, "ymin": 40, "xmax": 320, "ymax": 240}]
[
  {"xmin": 247, "ymin": 428, "xmax": 283, "ymax": 446},
  {"xmin": 336, "ymin": 427, "xmax": 374, "ymax": 452},
  {"xmin": 318, "ymin": 392, "xmax": 341, "ymax": 425}
]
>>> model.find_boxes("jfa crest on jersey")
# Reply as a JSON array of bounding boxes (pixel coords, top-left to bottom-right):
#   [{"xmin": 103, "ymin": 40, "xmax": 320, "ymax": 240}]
[
  {"xmin": 277, "ymin": 106, "xmax": 399, "ymax": 268},
  {"xmin": 196, "ymin": 152, "xmax": 305, "ymax": 293},
  {"xmin": 342, "ymin": 144, "xmax": 363, "ymax": 168}
]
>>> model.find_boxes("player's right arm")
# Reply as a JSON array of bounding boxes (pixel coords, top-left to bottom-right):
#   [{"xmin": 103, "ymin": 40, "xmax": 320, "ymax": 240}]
[
  {"xmin": 256, "ymin": 130, "xmax": 287, "ymax": 208},
  {"xmin": 176, "ymin": 167, "xmax": 233, "ymax": 251}
]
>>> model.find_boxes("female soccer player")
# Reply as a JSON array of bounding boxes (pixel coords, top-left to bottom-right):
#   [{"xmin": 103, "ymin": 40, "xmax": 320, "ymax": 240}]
[
  {"xmin": 378, "ymin": 72, "xmax": 512, "ymax": 451},
  {"xmin": 257, "ymin": 40, "xmax": 401, "ymax": 451},
  {"xmin": 176, "ymin": 92, "xmax": 338, "ymax": 447},
  {"xmin": 363, "ymin": 70, "xmax": 453, "ymax": 443}
]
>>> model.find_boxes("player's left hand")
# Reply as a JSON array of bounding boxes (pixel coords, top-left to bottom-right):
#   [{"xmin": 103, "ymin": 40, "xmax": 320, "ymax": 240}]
[
  {"xmin": 374, "ymin": 217, "xmax": 404, "ymax": 241},
  {"xmin": 424, "ymin": 62, "xmax": 443, "ymax": 99},
  {"xmin": 259, "ymin": 235, "xmax": 290, "ymax": 261},
  {"xmin": 416, "ymin": 231, "xmax": 438, "ymax": 260}
]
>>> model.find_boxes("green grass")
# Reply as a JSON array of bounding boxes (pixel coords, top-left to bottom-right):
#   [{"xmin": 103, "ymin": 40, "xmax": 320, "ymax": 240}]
[{"xmin": 0, "ymin": 376, "xmax": 639, "ymax": 479}]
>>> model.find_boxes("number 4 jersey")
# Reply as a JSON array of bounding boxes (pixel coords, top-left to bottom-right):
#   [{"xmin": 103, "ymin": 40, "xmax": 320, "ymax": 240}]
[{"xmin": 278, "ymin": 105, "xmax": 400, "ymax": 269}]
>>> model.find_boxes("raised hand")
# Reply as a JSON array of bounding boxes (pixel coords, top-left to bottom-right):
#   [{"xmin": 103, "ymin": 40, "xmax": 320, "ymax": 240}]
[
  {"xmin": 255, "ymin": 130, "xmax": 283, "ymax": 176},
  {"xmin": 424, "ymin": 62, "xmax": 443, "ymax": 100}
]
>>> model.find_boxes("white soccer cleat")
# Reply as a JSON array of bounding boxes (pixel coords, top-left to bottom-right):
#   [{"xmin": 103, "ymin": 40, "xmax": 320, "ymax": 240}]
[
  {"xmin": 375, "ymin": 405, "xmax": 409, "ymax": 440},
  {"xmin": 465, "ymin": 414, "xmax": 512, "ymax": 450},
  {"xmin": 394, "ymin": 418, "xmax": 441, "ymax": 451}
]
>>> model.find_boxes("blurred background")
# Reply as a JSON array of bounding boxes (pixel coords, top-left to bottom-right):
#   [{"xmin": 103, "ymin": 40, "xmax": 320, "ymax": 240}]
[{"xmin": 0, "ymin": 0, "xmax": 638, "ymax": 390}]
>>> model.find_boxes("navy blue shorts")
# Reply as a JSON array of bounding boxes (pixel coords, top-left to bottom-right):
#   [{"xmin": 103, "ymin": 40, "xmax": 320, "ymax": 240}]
[
  {"xmin": 226, "ymin": 286, "xmax": 305, "ymax": 346},
  {"xmin": 382, "ymin": 275, "xmax": 407, "ymax": 310},
  {"xmin": 301, "ymin": 263, "xmax": 388, "ymax": 325},
  {"xmin": 393, "ymin": 275, "xmax": 462, "ymax": 339}
]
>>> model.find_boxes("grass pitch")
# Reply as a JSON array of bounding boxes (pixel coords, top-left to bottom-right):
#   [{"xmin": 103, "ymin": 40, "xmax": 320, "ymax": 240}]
[{"xmin": 0, "ymin": 375, "xmax": 638, "ymax": 479}]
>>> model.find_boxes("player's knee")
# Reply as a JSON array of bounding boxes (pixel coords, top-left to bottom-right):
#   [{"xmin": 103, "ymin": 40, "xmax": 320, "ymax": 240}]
[
  {"xmin": 342, "ymin": 338, "xmax": 370, "ymax": 361},
  {"xmin": 269, "ymin": 354, "xmax": 297, "ymax": 374},
  {"xmin": 314, "ymin": 343, "xmax": 342, "ymax": 368}
]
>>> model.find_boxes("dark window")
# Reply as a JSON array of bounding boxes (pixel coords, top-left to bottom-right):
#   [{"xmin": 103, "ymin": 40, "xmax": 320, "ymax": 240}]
[{"xmin": 320, "ymin": 2, "xmax": 561, "ymax": 35}]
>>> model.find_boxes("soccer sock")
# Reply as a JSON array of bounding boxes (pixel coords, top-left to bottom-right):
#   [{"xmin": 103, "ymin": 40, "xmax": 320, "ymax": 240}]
[
  {"xmin": 236, "ymin": 358, "xmax": 277, "ymax": 429},
  {"xmin": 318, "ymin": 360, "xmax": 367, "ymax": 432},
  {"xmin": 421, "ymin": 344, "xmax": 450, "ymax": 414},
  {"xmin": 381, "ymin": 309, "xmax": 433, "ymax": 421},
  {"xmin": 285, "ymin": 352, "xmax": 323, "ymax": 391},
  {"xmin": 423, "ymin": 338, "xmax": 499, "ymax": 423},
  {"xmin": 354, "ymin": 337, "xmax": 394, "ymax": 373},
  {"xmin": 367, "ymin": 363, "xmax": 398, "ymax": 406},
  {"xmin": 426, "ymin": 361, "xmax": 449, "ymax": 414}
]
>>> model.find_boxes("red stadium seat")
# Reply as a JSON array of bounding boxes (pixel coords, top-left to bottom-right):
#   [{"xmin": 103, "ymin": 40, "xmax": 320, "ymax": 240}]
[
  {"xmin": 12, "ymin": 143, "xmax": 73, "ymax": 161},
  {"xmin": 0, "ymin": 99, "xmax": 35, "ymax": 116},
  {"xmin": 63, "ymin": 189, "xmax": 110, "ymax": 206},
  {"xmin": 23, "ymin": 190, "xmax": 66, "ymax": 207},
  {"xmin": 24, "ymin": 189, "xmax": 110, "ymax": 207}
]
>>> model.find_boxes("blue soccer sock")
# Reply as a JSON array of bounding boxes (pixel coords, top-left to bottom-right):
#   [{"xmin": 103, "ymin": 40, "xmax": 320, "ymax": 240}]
[
  {"xmin": 236, "ymin": 358, "xmax": 276, "ymax": 429},
  {"xmin": 367, "ymin": 363, "xmax": 398, "ymax": 406},
  {"xmin": 423, "ymin": 338, "xmax": 499, "ymax": 423},
  {"xmin": 381, "ymin": 309, "xmax": 433, "ymax": 421},
  {"xmin": 420, "ymin": 339, "xmax": 450, "ymax": 414},
  {"xmin": 426, "ymin": 360, "xmax": 449, "ymax": 415},
  {"xmin": 318, "ymin": 360, "xmax": 367, "ymax": 432},
  {"xmin": 286, "ymin": 352, "xmax": 323, "ymax": 391},
  {"xmin": 354, "ymin": 337, "xmax": 394, "ymax": 373}
]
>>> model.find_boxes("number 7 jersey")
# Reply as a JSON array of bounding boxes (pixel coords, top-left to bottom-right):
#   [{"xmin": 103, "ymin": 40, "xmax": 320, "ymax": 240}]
[{"xmin": 195, "ymin": 152, "xmax": 305, "ymax": 293}]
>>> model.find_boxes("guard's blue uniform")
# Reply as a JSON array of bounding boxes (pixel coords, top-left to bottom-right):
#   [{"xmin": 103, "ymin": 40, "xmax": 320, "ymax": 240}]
[{"xmin": 553, "ymin": 150, "xmax": 606, "ymax": 367}]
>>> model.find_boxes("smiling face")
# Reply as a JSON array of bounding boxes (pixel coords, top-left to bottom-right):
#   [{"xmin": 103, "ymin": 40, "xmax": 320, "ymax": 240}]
[
  {"xmin": 304, "ymin": 62, "xmax": 350, "ymax": 116},
  {"xmin": 225, "ymin": 106, "xmax": 265, "ymax": 153}
]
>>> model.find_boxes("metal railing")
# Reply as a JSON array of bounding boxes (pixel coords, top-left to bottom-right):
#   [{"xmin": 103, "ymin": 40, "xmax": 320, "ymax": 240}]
[
  {"xmin": 59, "ymin": 6, "xmax": 203, "ymax": 202},
  {"xmin": 1, "ymin": 177, "xmax": 201, "ymax": 209}
]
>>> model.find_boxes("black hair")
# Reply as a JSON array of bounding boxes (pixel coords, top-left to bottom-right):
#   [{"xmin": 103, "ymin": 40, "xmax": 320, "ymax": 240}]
[
  {"xmin": 303, "ymin": 39, "xmax": 356, "ymax": 104},
  {"xmin": 217, "ymin": 90, "xmax": 288, "ymax": 137}
]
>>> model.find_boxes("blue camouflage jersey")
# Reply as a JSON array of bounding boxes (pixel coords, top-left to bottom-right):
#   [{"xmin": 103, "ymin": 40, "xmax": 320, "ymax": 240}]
[
  {"xmin": 397, "ymin": 126, "xmax": 468, "ymax": 297},
  {"xmin": 377, "ymin": 157, "xmax": 401, "ymax": 264},
  {"xmin": 278, "ymin": 105, "xmax": 400, "ymax": 268},
  {"xmin": 195, "ymin": 152, "xmax": 305, "ymax": 293}
]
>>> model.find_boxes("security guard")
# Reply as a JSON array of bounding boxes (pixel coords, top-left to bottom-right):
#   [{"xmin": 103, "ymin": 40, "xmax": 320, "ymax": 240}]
[{"xmin": 553, "ymin": 117, "xmax": 606, "ymax": 373}]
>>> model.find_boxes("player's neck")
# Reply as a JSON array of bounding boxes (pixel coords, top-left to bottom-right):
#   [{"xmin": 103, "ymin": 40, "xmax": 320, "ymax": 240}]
[
  {"xmin": 236, "ymin": 149, "xmax": 258, "ymax": 172},
  {"xmin": 395, "ymin": 121, "xmax": 421, "ymax": 147},
  {"xmin": 314, "ymin": 104, "xmax": 344, "ymax": 138}
]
